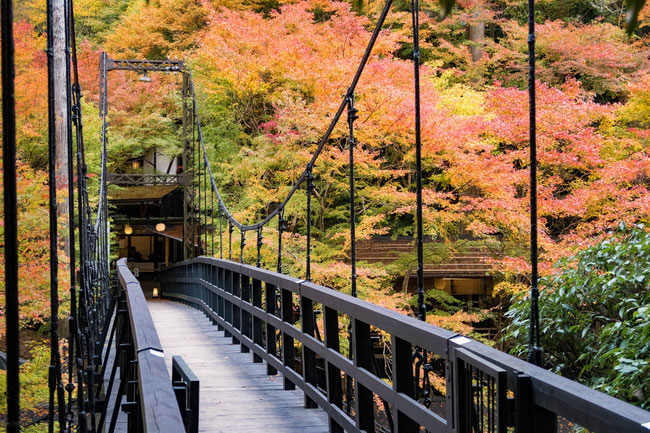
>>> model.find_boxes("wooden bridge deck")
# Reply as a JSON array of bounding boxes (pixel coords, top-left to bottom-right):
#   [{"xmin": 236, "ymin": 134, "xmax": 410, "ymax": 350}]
[{"xmin": 148, "ymin": 299, "xmax": 330, "ymax": 433}]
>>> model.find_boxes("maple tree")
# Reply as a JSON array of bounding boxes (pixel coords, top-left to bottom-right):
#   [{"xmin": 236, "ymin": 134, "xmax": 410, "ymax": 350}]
[
  {"xmin": 190, "ymin": 0, "xmax": 648, "ymax": 277},
  {"xmin": 0, "ymin": 154, "xmax": 69, "ymax": 339},
  {"xmin": 104, "ymin": 0, "xmax": 208, "ymax": 59},
  {"xmin": 2, "ymin": 0, "xmax": 649, "ymax": 412}
]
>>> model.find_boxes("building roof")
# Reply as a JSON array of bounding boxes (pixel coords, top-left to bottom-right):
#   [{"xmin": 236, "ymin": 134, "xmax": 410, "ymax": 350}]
[
  {"xmin": 108, "ymin": 185, "xmax": 178, "ymax": 202},
  {"xmin": 355, "ymin": 237, "xmax": 495, "ymax": 277}
]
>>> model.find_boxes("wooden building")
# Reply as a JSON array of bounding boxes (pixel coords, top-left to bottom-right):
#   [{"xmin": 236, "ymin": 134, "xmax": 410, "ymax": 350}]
[
  {"xmin": 108, "ymin": 150, "xmax": 196, "ymax": 295},
  {"xmin": 355, "ymin": 237, "xmax": 495, "ymax": 300}
]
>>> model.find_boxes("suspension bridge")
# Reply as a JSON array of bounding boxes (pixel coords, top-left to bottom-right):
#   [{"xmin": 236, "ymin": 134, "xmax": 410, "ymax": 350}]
[{"xmin": 2, "ymin": 0, "xmax": 650, "ymax": 432}]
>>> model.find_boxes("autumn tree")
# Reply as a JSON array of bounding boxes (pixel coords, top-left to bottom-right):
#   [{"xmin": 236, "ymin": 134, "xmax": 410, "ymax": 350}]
[{"xmin": 104, "ymin": 0, "xmax": 209, "ymax": 59}]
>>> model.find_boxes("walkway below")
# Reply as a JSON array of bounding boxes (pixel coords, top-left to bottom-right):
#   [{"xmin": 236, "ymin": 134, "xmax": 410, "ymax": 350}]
[{"xmin": 148, "ymin": 299, "xmax": 330, "ymax": 433}]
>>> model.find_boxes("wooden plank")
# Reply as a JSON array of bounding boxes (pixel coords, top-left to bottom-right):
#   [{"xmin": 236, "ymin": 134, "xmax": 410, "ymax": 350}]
[
  {"xmin": 148, "ymin": 299, "xmax": 329, "ymax": 433},
  {"xmin": 137, "ymin": 350, "xmax": 187, "ymax": 433}
]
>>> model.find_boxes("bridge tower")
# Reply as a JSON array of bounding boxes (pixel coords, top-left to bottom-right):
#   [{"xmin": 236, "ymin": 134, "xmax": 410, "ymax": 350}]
[
  {"xmin": 181, "ymin": 71, "xmax": 195, "ymax": 260},
  {"xmin": 100, "ymin": 56, "xmax": 197, "ymax": 261}
]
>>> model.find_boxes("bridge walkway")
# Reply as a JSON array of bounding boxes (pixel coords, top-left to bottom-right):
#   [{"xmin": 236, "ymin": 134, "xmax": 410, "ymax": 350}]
[{"xmin": 148, "ymin": 299, "xmax": 330, "ymax": 433}]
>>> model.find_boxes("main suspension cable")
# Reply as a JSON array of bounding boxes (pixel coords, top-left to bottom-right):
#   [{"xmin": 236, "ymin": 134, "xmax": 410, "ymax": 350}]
[{"xmin": 192, "ymin": 0, "xmax": 394, "ymax": 234}]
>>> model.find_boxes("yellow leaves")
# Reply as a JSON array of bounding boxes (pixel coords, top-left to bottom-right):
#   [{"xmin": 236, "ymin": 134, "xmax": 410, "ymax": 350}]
[
  {"xmin": 492, "ymin": 281, "xmax": 527, "ymax": 298},
  {"xmin": 426, "ymin": 310, "xmax": 487, "ymax": 336},
  {"xmin": 357, "ymin": 214, "xmax": 390, "ymax": 239},
  {"xmin": 435, "ymin": 82, "xmax": 485, "ymax": 116},
  {"xmin": 619, "ymin": 73, "xmax": 650, "ymax": 128},
  {"xmin": 104, "ymin": 0, "xmax": 209, "ymax": 59}
]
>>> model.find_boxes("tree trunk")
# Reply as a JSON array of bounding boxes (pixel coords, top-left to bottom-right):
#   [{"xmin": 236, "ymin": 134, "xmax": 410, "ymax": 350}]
[
  {"xmin": 468, "ymin": 19, "xmax": 485, "ymax": 62},
  {"xmin": 53, "ymin": 0, "xmax": 69, "ymax": 253},
  {"xmin": 467, "ymin": 0, "xmax": 485, "ymax": 63},
  {"xmin": 402, "ymin": 267, "xmax": 413, "ymax": 293}
]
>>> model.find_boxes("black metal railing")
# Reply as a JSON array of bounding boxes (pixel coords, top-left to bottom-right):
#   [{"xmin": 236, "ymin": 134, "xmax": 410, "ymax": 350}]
[
  {"xmin": 172, "ymin": 356, "xmax": 200, "ymax": 433},
  {"xmin": 107, "ymin": 172, "xmax": 191, "ymax": 186},
  {"xmin": 102, "ymin": 259, "xmax": 189, "ymax": 433},
  {"xmin": 161, "ymin": 258, "xmax": 650, "ymax": 433}
]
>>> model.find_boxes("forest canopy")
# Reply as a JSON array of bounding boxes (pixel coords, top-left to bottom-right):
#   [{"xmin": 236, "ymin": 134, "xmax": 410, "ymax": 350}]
[{"xmin": 2, "ymin": 0, "xmax": 649, "ymax": 419}]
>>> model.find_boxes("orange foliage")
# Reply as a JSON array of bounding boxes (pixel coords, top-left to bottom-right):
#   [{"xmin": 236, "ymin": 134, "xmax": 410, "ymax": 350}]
[{"xmin": 0, "ymin": 157, "xmax": 70, "ymax": 337}]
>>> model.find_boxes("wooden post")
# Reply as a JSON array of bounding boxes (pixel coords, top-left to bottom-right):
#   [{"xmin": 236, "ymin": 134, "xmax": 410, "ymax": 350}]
[
  {"xmin": 165, "ymin": 237, "xmax": 170, "ymax": 267},
  {"xmin": 53, "ymin": 0, "xmax": 69, "ymax": 249}
]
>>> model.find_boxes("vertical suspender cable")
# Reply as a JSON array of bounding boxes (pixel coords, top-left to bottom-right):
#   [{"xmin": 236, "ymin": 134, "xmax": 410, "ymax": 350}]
[
  {"xmin": 277, "ymin": 209, "xmax": 284, "ymax": 273},
  {"xmin": 411, "ymin": 0, "xmax": 425, "ymax": 323},
  {"xmin": 63, "ymin": 0, "xmax": 77, "ymax": 425},
  {"xmin": 305, "ymin": 166, "xmax": 313, "ymax": 281},
  {"xmin": 229, "ymin": 222, "xmax": 233, "ymax": 260},
  {"xmin": 204, "ymin": 154, "xmax": 208, "ymax": 252},
  {"xmin": 211, "ymin": 186, "xmax": 215, "ymax": 257},
  {"xmin": 192, "ymin": 96, "xmax": 197, "ymax": 257},
  {"xmin": 219, "ymin": 205, "xmax": 223, "ymax": 259},
  {"xmin": 1, "ymin": 0, "xmax": 21, "ymax": 430},
  {"xmin": 257, "ymin": 227, "xmax": 263, "ymax": 268},
  {"xmin": 192, "ymin": 115, "xmax": 202, "ymax": 255},
  {"xmin": 347, "ymin": 93, "xmax": 358, "ymax": 298},
  {"xmin": 527, "ymin": 0, "xmax": 542, "ymax": 367},
  {"xmin": 345, "ymin": 93, "xmax": 359, "ymax": 417},
  {"xmin": 240, "ymin": 230, "xmax": 246, "ymax": 264}
]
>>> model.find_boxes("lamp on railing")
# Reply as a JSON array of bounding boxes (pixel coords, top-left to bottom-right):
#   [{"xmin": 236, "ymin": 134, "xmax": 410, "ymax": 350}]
[
  {"xmin": 152, "ymin": 287, "xmax": 159, "ymax": 298},
  {"xmin": 156, "ymin": 222, "xmax": 166, "ymax": 232},
  {"xmin": 124, "ymin": 225, "xmax": 133, "ymax": 235},
  {"xmin": 139, "ymin": 71, "xmax": 152, "ymax": 83}
]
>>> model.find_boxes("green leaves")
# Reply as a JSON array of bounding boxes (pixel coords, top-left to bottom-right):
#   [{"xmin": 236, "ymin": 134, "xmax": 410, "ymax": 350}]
[
  {"xmin": 504, "ymin": 224, "xmax": 650, "ymax": 409},
  {"xmin": 626, "ymin": 0, "xmax": 647, "ymax": 34}
]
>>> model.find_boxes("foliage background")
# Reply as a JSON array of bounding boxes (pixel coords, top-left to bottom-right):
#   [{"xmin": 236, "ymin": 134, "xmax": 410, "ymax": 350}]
[{"xmin": 1, "ymin": 0, "xmax": 649, "ymax": 424}]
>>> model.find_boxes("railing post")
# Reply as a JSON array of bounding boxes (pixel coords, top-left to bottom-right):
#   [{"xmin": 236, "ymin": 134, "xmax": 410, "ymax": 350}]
[
  {"xmin": 232, "ymin": 268, "xmax": 241, "ymax": 346},
  {"xmin": 281, "ymin": 288, "xmax": 295, "ymax": 390},
  {"xmin": 206, "ymin": 263, "xmax": 217, "ymax": 326},
  {"xmin": 172, "ymin": 356, "xmax": 200, "ymax": 433},
  {"xmin": 256, "ymin": 227, "xmax": 263, "ymax": 268},
  {"xmin": 224, "ymin": 268, "xmax": 233, "ymax": 338},
  {"xmin": 218, "ymin": 205, "xmax": 223, "ymax": 259},
  {"xmin": 240, "ymin": 230, "xmax": 245, "ymax": 264},
  {"xmin": 347, "ymin": 92, "xmax": 358, "ymax": 298},
  {"xmin": 217, "ymin": 266, "xmax": 224, "ymax": 331},
  {"xmin": 300, "ymin": 294, "xmax": 318, "ymax": 408},
  {"xmin": 252, "ymin": 279, "xmax": 263, "ymax": 363},
  {"xmin": 228, "ymin": 222, "xmax": 233, "ymax": 261},
  {"xmin": 265, "ymin": 283, "xmax": 278, "ymax": 375},
  {"xmin": 323, "ymin": 307, "xmax": 343, "ymax": 433},
  {"xmin": 240, "ymin": 273, "xmax": 251, "ymax": 353},
  {"xmin": 353, "ymin": 319, "xmax": 374, "ymax": 432},
  {"xmin": 393, "ymin": 336, "xmax": 419, "ymax": 432}
]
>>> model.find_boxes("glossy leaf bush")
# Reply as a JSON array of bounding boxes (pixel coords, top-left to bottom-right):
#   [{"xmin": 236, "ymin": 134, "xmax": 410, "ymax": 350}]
[{"xmin": 506, "ymin": 224, "xmax": 650, "ymax": 408}]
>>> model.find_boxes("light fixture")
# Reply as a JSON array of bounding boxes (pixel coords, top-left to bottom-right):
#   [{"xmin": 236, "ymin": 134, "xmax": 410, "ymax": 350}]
[
  {"xmin": 139, "ymin": 71, "xmax": 152, "ymax": 83},
  {"xmin": 152, "ymin": 287, "xmax": 159, "ymax": 298},
  {"xmin": 124, "ymin": 225, "xmax": 133, "ymax": 235},
  {"xmin": 156, "ymin": 222, "xmax": 166, "ymax": 232}
]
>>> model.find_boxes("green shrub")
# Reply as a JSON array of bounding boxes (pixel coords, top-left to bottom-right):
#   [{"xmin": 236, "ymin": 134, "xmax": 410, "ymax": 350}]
[{"xmin": 505, "ymin": 223, "xmax": 650, "ymax": 408}]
